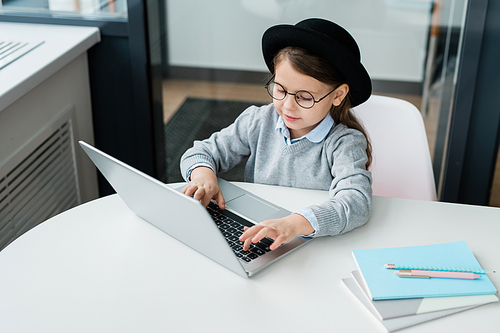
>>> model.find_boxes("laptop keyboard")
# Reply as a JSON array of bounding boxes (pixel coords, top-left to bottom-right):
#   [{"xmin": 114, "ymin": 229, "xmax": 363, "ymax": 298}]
[{"xmin": 207, "ymin": 202, "xmax": 274, "ymax": 262}]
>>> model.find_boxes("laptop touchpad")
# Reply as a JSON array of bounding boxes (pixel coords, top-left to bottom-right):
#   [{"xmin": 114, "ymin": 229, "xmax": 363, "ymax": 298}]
[{"xmin": 226, "ymin": 194, "xmax": 279, "ymax": 223}]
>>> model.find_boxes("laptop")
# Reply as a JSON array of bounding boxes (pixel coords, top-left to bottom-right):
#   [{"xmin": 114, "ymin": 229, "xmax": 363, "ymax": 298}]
[{"xmin": 79, "ymin": 141, "xmax": 311, "ymax": 277}]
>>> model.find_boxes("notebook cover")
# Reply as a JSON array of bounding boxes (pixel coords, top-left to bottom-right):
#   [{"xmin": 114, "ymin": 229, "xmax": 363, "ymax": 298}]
[
  {"xmin": 351, "ymin": 270, "xmax": 498, "ymax": 320},
  {"xmin": 342, "ymin": 277, "xmax": 482, "ymax": 332},
  {"xmin": 352, "ymin": 241, "xmax": 497, "ymax": 300}
]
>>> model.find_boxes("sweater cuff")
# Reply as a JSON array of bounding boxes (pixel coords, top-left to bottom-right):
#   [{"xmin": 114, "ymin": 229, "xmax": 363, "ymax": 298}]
[
  {"xmin": 180, "ymin": 155, "xmax": 216, "ymax": 182},
  {"xmin": 309, "ymin": 205, "xmax": 344, "ymax": 237}
]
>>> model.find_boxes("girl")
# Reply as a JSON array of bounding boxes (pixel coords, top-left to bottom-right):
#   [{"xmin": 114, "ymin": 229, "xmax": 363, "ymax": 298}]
[{"xmin": 180, "ymin": 18, "xmax": 373, "ymax": 252}]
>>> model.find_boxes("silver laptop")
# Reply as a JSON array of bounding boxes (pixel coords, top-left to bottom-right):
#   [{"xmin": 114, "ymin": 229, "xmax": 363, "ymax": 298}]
[{"xmin": 79, "ymin": 141, "xmax": 311, "ymax": 277}]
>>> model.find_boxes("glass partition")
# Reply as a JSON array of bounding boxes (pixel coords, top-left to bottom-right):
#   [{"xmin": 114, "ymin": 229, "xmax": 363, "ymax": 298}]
[
  {"xmin": 1, "ymin": 0, "xmax": 165, "ymax": 194},
  {"xmin": 162, "ymin": 0, "xmax": 472, "ymax": 189},
  {"xmin": 0, "ymin": 0, "xmax": 127, "ymax": 19}
]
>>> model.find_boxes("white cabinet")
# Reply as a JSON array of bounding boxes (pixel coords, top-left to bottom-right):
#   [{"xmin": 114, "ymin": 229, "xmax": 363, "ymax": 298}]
[{"xmin": 0, "ymin": 23, "xmax": 100, "ymax": 249}]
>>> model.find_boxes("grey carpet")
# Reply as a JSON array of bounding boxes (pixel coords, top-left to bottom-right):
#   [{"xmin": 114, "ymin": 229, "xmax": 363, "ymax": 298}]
[{"xmin": 164, "ymin": 98, "xmax": 266, "ymax": 182}]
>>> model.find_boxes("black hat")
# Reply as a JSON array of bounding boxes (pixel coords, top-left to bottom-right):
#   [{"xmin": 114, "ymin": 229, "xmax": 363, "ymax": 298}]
[{"xmin": 262, "ymin": 18, "xmax": 372, "ymax": 107}]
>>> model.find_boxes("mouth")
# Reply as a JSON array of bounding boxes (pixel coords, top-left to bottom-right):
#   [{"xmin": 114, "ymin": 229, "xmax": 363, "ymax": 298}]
[{"xmin": 283, "ymin": 114, "xmax": 300, "ymax": 122}]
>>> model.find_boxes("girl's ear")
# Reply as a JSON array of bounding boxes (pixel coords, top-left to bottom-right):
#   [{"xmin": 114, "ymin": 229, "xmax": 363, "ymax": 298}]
[{"xmin": 332, "ymin": 84, "xmax": 350, "ymax": 106}]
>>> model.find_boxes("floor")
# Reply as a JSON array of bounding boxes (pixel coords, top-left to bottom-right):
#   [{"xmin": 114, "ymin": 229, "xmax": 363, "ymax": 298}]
[
  {"xmin": 162, "ymin": 79, "xmax": 500, "ymax": 207},
  {"xmin": 162, "ymin": 80, "xmax": 272, "ymax": 123},
  {"xmin": 490, "ymin": 152, "xmax": 500, "ymax": 206}
]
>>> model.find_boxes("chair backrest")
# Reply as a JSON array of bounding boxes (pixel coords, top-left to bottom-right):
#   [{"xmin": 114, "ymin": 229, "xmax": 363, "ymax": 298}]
[{"xmin": 352, "ymin": 95, "xmax": 437, "ymax": 201}]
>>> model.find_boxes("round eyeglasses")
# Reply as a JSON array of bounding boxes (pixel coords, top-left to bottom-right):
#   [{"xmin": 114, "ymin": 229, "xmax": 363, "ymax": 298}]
[{"xmin": 265, "ymin": 78, "xmax": 337, "ymax": 109}]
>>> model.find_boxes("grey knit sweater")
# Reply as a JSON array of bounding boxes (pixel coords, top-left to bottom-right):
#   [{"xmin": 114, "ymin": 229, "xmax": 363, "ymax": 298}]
[{"xmin": 180, "ymin": 103, "xmax": 372, "ymax": 237}]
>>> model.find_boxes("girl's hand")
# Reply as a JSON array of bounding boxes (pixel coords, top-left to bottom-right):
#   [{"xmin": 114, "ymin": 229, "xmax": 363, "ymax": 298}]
[
  {"xmin": 182, "ymin": 167, "xmax": 225, "ymax": 209},
  {"xmin": 239, "ymin": 214, "xmax": 314, "ymax": 251}
]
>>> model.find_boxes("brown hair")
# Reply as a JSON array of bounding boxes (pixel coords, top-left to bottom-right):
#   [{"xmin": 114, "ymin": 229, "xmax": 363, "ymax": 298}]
[{"xmin": 273, "ymin": 46, "xmax": 372, "ymax": 169}]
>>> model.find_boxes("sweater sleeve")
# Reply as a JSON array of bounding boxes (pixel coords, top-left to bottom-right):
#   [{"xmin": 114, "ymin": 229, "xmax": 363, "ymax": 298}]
[
  {"xmin": 180, "ymin": 106, "xmax": 256, "ymax": 181},
  {"xmin": 309, "ymin": 128, "xmax": 372, "ymax": 237}
]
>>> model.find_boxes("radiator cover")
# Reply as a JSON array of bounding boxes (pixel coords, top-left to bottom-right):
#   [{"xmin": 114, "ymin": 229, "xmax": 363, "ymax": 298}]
[{"xmin": 0, "ymin": 108, "xmax": 81, "ymax": 250}]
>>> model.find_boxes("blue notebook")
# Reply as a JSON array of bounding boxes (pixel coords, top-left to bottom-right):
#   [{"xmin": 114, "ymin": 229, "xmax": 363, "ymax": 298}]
[{"xmin": 352, "ymin": 241, "xmax": 497, "ymax": 300}]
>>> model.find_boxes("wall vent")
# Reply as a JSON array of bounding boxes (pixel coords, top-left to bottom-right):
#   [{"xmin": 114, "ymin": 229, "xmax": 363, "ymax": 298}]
[{"xmin": 0, "ymin": 108, "xmax": 81, "ymax": 250}]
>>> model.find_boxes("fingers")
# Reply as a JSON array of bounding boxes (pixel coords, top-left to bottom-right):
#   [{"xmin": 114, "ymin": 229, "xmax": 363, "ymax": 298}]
[
  {"xmin": 181, "ymin": 182, "xmax": 223, "ymax": 208},
  {"xmin": 182, "ymin": 182, "xmax": 202, "ymax": 198},
  {"xmin": 239, "ymin": 225, "xmax": 282, "ymax": 251},
  {"xmin": 181, "ymin": 183, "xmax": 194, "ymax": 196},
  {"xmin": 252, "ymin": 226, "xmax": 273, "ymax": 245},
  {"xmin": 239, "ymin": 216, "xmax": 305, "ymax": 251},
  {"xmin": 242, "ymin": 237, "xmax": 253, "ymax": 252},
  {"xmin": 240, "ymin": 226, "xmax": 258, "ymax": 251},
  {"xmin": 214, "ymin": 190, "xmax": 225, "ymax": 210},
  {"xmin": 181, "ymin": 183, "xmax": 204, "ymax": 199},
  {"xmin": 269, "ymin": 236, "xmax": 285, "ymax": 251},
  {"xmin": 192, "ymin": 187, "xmax": 206, "ymax": 202}
]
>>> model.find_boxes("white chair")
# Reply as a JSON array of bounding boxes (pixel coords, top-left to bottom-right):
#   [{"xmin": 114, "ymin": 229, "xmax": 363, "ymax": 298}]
[{"xmin": 352, "ymin": 95, "xmax": 437, "ymax": 201}]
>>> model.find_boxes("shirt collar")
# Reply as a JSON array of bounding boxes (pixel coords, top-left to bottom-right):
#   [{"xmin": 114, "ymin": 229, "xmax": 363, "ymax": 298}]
[{"xmin": 275, "ymin": 113, "xmax": 334, "ymax": 145}]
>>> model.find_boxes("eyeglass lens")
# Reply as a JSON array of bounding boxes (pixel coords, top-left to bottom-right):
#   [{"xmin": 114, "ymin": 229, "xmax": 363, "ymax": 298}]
[{"xmin": 266, "ymin": 81, "xmax": 315, "ymax": 109}]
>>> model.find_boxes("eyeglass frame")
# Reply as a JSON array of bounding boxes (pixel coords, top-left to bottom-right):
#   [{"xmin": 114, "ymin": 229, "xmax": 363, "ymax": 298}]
[{"xmin": 264, "ymin": 77, "xmax": 337, "ymax": 109}]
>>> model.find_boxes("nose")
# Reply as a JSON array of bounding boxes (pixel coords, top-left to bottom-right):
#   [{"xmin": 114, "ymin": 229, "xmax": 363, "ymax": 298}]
[{"xmin": 283, "ymin": 93, "xmax": 297, "ymax": 109}]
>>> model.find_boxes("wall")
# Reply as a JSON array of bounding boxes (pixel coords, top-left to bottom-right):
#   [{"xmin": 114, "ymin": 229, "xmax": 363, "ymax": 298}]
[{"xmin": 167, "ymin": 0, "xmax": 433, "ymax": 82}]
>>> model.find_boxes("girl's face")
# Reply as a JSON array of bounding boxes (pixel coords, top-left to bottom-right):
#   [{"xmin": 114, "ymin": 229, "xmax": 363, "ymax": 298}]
[{"xmin": 273, "ymin": 59, "xmax": 348, "ymax": 139}]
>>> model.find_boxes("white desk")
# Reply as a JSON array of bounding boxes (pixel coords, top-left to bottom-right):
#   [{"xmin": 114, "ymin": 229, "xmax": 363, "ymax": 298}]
[{"xmin": 0, "ymin": 183, "xmax": 498, "ymax": 332}]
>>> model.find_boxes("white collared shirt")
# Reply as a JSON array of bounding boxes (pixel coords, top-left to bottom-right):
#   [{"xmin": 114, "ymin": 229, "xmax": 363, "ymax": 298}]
[{"xmin": 275, "ymin": 113, "xmax": 334, "ymax": 146}]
